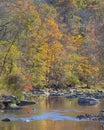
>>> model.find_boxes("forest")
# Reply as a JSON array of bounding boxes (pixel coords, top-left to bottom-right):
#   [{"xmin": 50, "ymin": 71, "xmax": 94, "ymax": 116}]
[{"xmin": 0, "ymin": 0, "xmax": 104, "ymax": 93}]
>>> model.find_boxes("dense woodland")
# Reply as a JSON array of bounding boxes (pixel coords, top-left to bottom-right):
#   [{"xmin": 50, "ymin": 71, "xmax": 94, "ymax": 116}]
[{"xmin": 0, "ymin": 0, "xmax": 104, "ymax": 92}]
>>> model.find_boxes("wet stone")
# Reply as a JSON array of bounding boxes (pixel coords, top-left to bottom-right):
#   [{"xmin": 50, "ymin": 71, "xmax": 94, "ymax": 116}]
[
  {"xmin": 78, "ymin": 96, "xmax": 99, "ymax": 106},
  {"xmin": 2, "ymin": 118, "xmax": 11, "ymax": 122}
]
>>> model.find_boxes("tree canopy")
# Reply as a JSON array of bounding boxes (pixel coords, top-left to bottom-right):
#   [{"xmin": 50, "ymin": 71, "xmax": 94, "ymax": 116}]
[{"xmin": 0, "ymin": 0, "xmax": 103, "ymax": 91}]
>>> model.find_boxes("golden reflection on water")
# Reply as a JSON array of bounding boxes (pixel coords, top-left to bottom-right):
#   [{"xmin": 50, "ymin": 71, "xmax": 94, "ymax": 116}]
[
  {"xmin": 0, "ymin": 120, "xmax": 102, "ymax": 130},
  {"xmin": 0, "ymin": 96, "xmax": 104, "ymax": 130}
]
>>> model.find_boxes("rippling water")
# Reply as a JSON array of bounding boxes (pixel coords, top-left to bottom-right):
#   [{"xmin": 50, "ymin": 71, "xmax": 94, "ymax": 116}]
[{"xmin": 0, "ymin": 96, "xmax": 104, "ymax": 130}]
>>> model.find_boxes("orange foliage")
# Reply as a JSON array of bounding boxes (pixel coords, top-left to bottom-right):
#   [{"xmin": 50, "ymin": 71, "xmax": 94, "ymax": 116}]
[
  {"xmin": 24, "ymin": 75, "xmax": 32, "ymax": 92},
  {"xmin": 24, "ymin": 83, "xmax": 32, "ymax": 92},
  {"xmin": 45, "ymin": 19, "xmax": 62, "ymax": 40}
]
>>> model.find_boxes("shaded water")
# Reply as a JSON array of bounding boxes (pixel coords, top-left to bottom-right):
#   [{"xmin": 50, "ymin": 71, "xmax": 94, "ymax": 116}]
[{"xmin": 0, "ymin": 96, "xmax": 104, "ymax": 130}]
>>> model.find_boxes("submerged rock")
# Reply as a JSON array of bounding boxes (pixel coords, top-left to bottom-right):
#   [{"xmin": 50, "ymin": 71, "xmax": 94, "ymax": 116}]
[{"xmin": 19, "ymin": 100, "xmax": 36, "ymax": 106}]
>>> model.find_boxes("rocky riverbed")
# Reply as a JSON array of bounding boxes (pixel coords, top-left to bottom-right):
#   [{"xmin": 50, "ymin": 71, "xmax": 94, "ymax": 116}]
[
  {"xmin": 77, "ymin": 112, "xmax": 104, "ymax": 121},
  {"xmin": 0, "ymin": 94, "xmax": 36, "ymax": 110},
  {"xmin": 0, "ymin": 95, "xmax": 104, "ymax": 130},
  {"xmin": 0, "ymin": 89, "xmax": 104, "ymax": 110},
  {"xmin": 76, "ymin": 109, "xmax": 104, "ymax": 128}
]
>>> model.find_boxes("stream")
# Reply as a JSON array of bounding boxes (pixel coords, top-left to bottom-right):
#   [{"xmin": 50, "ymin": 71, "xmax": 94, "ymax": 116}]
[{"xmin": 0, "ymin": 96, "xmax": 104, "ymax": 130}]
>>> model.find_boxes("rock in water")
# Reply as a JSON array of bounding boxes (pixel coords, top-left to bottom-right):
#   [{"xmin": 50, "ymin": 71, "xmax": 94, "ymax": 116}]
[
  {"xmin": 9, "ymin": 104, "xmax": 21, "ymax": 110},
  {"xmin": 19, "ymin": 100, "xmax": 36, "ymax": 106},
  {"xmin": 78, "ymin": 96, "xmax": 99, "ymax": 106},
  {"xmin": 2, "ymin": 118, "xmax": 11, "ymax": 122}
]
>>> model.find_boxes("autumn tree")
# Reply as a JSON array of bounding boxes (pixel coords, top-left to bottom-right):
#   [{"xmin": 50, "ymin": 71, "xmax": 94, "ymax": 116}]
[{"xmin": 0, "ymin": 0, "xmax": 103, "ymax": 92}]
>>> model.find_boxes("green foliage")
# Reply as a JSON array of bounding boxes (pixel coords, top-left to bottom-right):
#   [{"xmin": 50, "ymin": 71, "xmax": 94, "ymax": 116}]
[
  {"xmin": 77, "ymin": 0, "xmax": 87, "ymax": 8},
  {"xmin": 65, "ymin": 72, "xmax": 80, "ymax": 87},
  {"xmin": 6, "ymin": 74, "xmax": 24, "ymax": 95},
  {"xmin": 0, "ymin": 77, "xmax": 6, "ymax": 89}
]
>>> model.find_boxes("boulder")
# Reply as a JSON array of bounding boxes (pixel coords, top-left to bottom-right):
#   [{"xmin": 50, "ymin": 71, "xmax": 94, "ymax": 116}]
[
  {"xmin": 78, "ymin": 96, "xmax": 99, "ymax": 106},
  {"xmin": 2, "ymin": 118, "xmax": 11, "ymax": 122},
  {"xmin": 9, "ymin": 104, "xmax": 21, "ymax": 110},
  {"xmin": 0, "ymin": 94, "xmax": 37, "ymax": 110},
  {"xmin": 0, "ymin": 94, "xmax": 21, "ymax": 110},
  {"xmin": 66, "ymin": 94, "xmax": 78, "ymax": 98},
  {"xmin": 76, "ymin": 113, "xmax": 104, "ymax": 121}
]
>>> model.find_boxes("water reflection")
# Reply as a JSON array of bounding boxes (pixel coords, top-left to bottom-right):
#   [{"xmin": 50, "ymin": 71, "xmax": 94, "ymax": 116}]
[
  {"xmin": 0, "ymin": 96, "xmax": 104, "ymax": 130},
  {"xmin": 7, "ymin": 110, "xmax": 80, "ymax": 122},
  {"xmin": 0, "ymin": 120, "xmax": 103, "ymax": 130}
]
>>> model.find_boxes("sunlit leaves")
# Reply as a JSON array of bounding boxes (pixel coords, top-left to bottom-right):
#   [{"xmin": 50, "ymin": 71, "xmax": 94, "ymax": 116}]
[
  {"xmin": 12, "ymin": 0, "xmax": 41, "ymax": 33},
  {"xmin": 35, "ymin": 2, "xmax": 57, "ymax": 20},
  {"xmin": 45, "ymin": 19, "xmax": 62, "ymax": 41},
  {"xmin": 0, "ymin": 0, "xmax": 102, "ymax": 90}
]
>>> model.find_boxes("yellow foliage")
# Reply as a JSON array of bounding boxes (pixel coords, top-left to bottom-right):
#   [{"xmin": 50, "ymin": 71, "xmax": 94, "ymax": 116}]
[
  {"xmin": 76, "ymin": 55, "xmax": 88, "ymax": 63},
  {"xmin": 9, "ymin": 44, "xmax": 21, "ymax": 59},
  {"xmin": 17, "ymin": 0, "xmax": 23, "ymax": 6},
  {"xmin": 67, "ymin": 54, "xmax": 73, "ymax": 60},
  {"xmin": 12, "ymin": 64, "xmax": 22, "ymax": 74},
  {"xmin": 69, "ymin": 45, "xmax": 78, "ymax": 51},
  {"xmin": 46, "ymin": 19, "xmax": 62, "ymax": 39},
  {"xmin": 77, "ymin": 62, "xmax": 99, "ymax": 77},
  {"xmin": 66, "ymin": 34, "xmax": 84, "ymax": 53},
  {"xmin": 72, "ymin": 35, "xmax": 83, "ymax": 47},
  {"xmin": 51, "ymin": 42, "xmax": 63, "ymax": 53},
  {"xmin": 12, "ymin": 0, "xmax": 41, "ymax": 32}
]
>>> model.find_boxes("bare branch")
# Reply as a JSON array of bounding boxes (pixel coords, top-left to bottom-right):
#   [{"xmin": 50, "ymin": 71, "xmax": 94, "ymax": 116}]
[{"xmin": 0, "ymin": 31, "xmax": 19, "ymax": 75}]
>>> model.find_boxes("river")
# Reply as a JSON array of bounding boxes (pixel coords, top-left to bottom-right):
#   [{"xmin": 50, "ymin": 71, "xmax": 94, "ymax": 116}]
[{"xmin": 0, "ymin": 96, "xmax": 104, "ymax": 130}]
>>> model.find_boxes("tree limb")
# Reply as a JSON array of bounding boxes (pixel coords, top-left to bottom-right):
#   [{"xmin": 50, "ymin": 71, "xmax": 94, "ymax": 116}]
[{"xmin": 0, "ymin": 32, "xmax": 19, "ymax": 76}]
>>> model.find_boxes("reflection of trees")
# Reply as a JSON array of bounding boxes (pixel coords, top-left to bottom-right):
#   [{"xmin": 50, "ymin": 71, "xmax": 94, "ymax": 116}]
[
  {"xmin": 0, "ymin": 122, "xmax": 17, "ymax": 130},
  {"xmin": 0, "ymin": 96, "xmax": 102, "ymax": 130},
  {"xmin": 79, "ymin": 121, "xmax": 101, "ymax": 130},
  {"xmin": 0, "ymin": 120, "xmax": 101, "ymax": 130},
  {"xmin": 46, "ymin": 97, "xmax": 65, "ymax": 109}
]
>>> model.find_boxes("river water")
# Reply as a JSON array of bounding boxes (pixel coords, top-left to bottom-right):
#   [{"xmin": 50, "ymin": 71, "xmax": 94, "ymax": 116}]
[{"xmin": 0, "ymin": 96, "xmax": 104, "ymax": 130}]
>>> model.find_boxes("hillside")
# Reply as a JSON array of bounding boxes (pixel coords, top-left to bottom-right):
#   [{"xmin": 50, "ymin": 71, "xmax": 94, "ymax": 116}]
[{"xmin": 0, "ymin": 0, "xmax": 104, "ymax": 93}]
